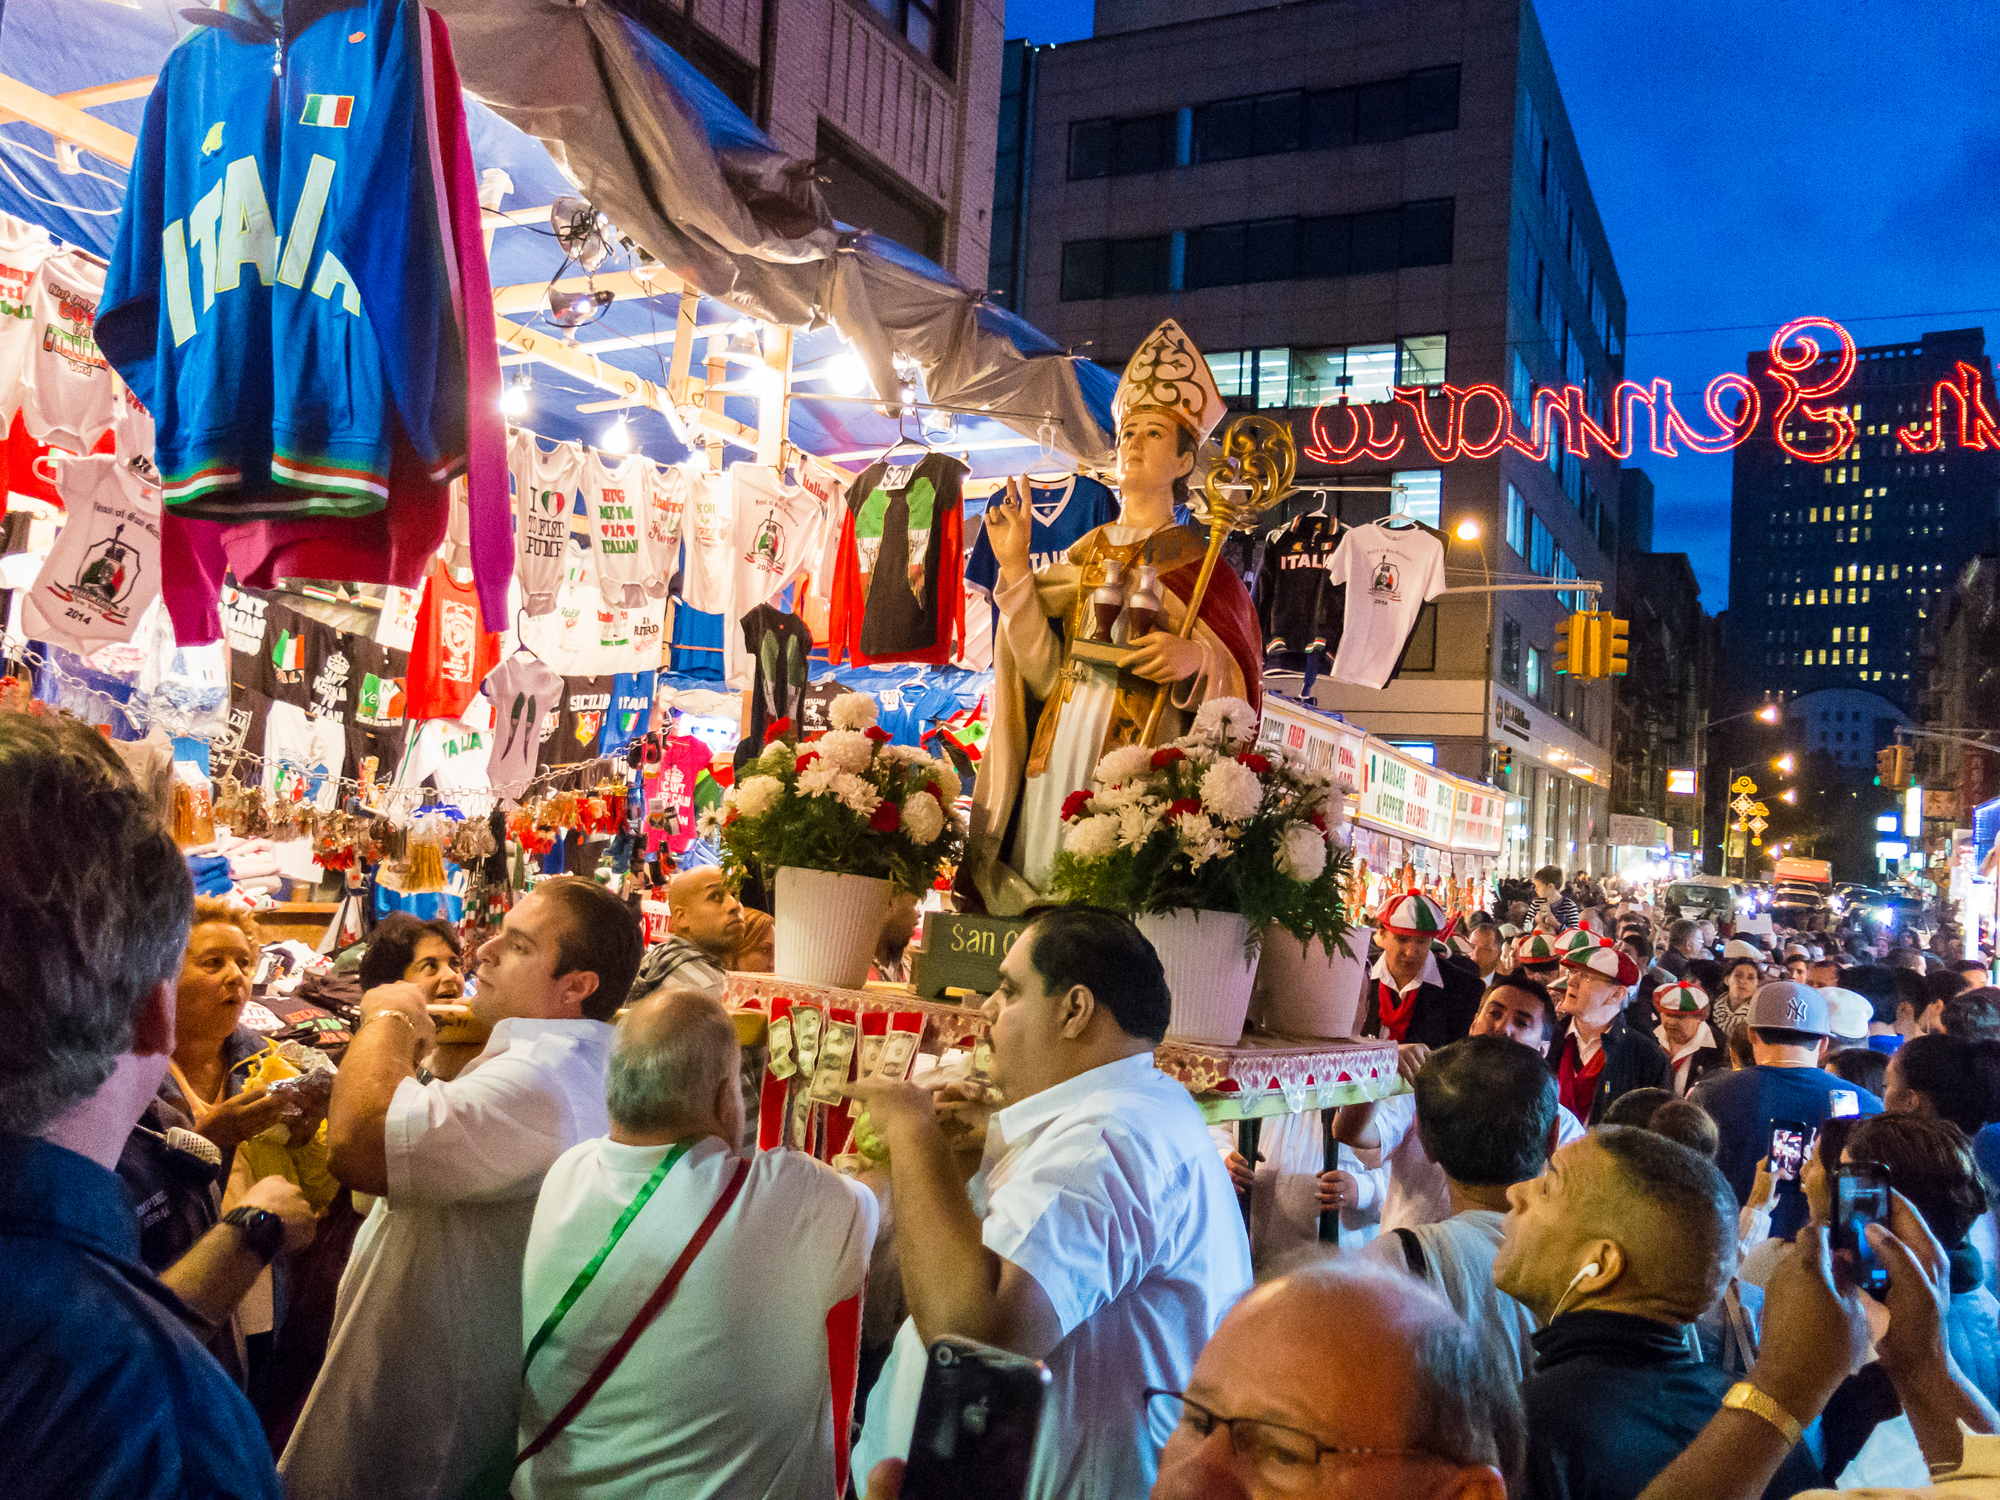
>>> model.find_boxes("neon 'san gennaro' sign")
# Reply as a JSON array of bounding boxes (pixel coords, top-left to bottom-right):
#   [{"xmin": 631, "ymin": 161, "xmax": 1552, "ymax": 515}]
[{"xmin": 1304, "ymin": 317, "xmax": 2000, "ymax": 467}]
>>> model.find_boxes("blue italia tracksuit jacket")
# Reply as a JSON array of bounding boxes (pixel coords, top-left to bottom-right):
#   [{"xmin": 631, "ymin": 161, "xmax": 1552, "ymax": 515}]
[{"xmin": 98, "ymin": 0, "xmax": 465, "ymax": 522}]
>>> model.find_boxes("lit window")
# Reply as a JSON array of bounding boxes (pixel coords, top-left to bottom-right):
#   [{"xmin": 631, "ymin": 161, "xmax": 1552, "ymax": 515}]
[{"xmin": 1861, "ymin": 625, "xmax": 1870, "ymax": 642}]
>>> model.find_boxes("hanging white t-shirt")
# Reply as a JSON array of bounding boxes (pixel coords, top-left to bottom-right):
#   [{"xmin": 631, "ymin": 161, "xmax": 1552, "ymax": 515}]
[
  {"xmin": 402, "ymin": 716, "xmax": 492, "ymax": 797},
  {"xmin": 510, "ymin": 429, "xmax": 585, "ymax": 617},
  {"xmin": 20, "ymin": 248, "xmax": 114, "ymax": 454},
  {"xmin": 110, "ymin": 373, "xmax": 155, "ymax": 472},
  {"xmin": 482, "ymin": 655, "xmax": 564, "ymax": 800},
  {"xmin": 679, "ymin": 468, "xmax": 735, "ymax": 614},
  {"xmin": 1326, "ymin": 521, "xmax": 1447, "ymax": 690},
  {"xmin": 642, "ymin": 462, "xmax": 693, "ymax": 599},
  {"xmin": 581, "ymin": 452, "xmax": 654, "ymax": 608},
  {"xmin": 0, "ymin": 213, "xmax": 54, "ymax": 425},
  {"xmin": 721, "ymin": 465, "xmax": 827, "ymax": 688},
  {"xmin": 22, "ymin": 453, "xmax": 161, "ymax": 648},
  {"xmin": 262, "ymin": 700, "xmax": 347, "ymax": 811}
]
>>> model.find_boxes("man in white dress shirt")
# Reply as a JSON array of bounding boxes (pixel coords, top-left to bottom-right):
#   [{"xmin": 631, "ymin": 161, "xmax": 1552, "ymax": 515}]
[
  {"xmin": 515, "ymin": 989, "xmax": 877, "ymax": 1500},
  {"xmin": 1336, "ymin": 975, "xmax": 1587, "ymax": 1233},
  {"xmin": 280, "ymin": 877, "xmax": 643, "ymax": 1500},
  {"xmin": 851, "ymin": 906, "xmax": 1252, "ymax": 1499}
]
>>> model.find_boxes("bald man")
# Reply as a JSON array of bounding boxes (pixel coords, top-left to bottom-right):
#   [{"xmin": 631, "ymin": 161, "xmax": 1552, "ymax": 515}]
[
  {"xmin": 517, "ymin": 990, "xmax": 877, "ymax": 1500},
  {"xmin": 629, "ymin": 867, "xmax": 745, "ymax": 1004},
  {"xmin": 1492, "ymin": 1129, "xmax": 1823, "ymax": 1500},
  {"xmin": 865, "ymin": 1259, "xmax": 1520, "ymax": 1499}
]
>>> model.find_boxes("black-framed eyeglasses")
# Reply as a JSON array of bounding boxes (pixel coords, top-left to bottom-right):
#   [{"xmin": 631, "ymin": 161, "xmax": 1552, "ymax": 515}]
[{"xmin": 1145, "ymin": 1389, "xmax": 1433, "ymax": 1490}]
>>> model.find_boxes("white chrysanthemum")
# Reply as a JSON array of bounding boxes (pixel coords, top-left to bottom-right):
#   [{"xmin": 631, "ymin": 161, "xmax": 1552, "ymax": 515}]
[
  {"xmin": 901, "ymin": 790, "xmax": 946, "ymax": 845},
  {"xmin": 1193, "ymin": 695, "xmax": 1258, "ymax": 750},
  {"xmin": 1064, "ymin": 813, "xmax": 1121, "ymax": 860},
  {"xmin": 1173, "ymin": 810, "xmax": 1224, "ymax": 867},
  {"xmin": 881, "ymin": 743, "xmax": 931, "ymax": 767},
  {"xmin": 829, "ymin": 692, "xmax": 879, "ymax": 731},
  {"xmin": 1276, "ymin": 822, "xmax": 1329, "ymax": 881},
  {"xmin": 831, "ymin": 771, "xmax": 881, "ymax": 818},
  {"xmin": 797, "ymin": 764, "xmax": 838, "ymax": 798},
  {"xmin": 1116, "ymin": 800, "xmax": 1160, "ymax": 851},
  {"xmin": 1094, "ymin": 743, "xmax": 1155, "ymax": 786},
  {"xmin": 816, "ymin": 729, "xmax": 876, "ymax": 773},
  {"xmin": 929, "ymin": 758, "xmax": 964, "ymax": 798},
  {"xmin": 1199, "ymin": 757, "xmax": 1263, "ymax": 823},
  {"xmin": 757, "ymin": 739, "xmax": 792, "ymax": 769},
  {"xmin": 733, "ymin": 774, "xmax": 785, "ymax": 818},
  {"xmin": 1093, "ymin": 782, "xmax": 1149, "ymax": 811}
]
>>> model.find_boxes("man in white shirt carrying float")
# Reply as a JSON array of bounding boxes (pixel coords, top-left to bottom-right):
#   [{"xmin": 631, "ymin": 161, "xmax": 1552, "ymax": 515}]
[
  {"xmin": 851, "ymin": 905, "xmax": 1253, "ymax": 1499},
  {"xmin": 280, "ymin": 877, "xmax": 644, "ymax": 1500},
  {"xmin": 514, "ymin": 989, "xmax": 877, "ymax": 1500}
]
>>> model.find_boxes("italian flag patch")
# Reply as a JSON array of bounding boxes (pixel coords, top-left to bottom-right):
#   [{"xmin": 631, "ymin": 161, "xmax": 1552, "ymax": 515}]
[{"xmin": 299, "ymin": 94, "xmax": 354, "ymax": 127}]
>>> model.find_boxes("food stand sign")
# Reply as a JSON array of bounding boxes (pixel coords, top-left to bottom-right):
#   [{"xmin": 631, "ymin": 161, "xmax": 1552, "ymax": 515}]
[
  {"xmin": 1452, "ymin": 784, "xmax": 1506, "ymax": 855},
  {"xmin": 1256, "ymin": 697, "xmax": 1366, "ymax": 794},
  {"xmin": 1357, "ymin": 743, "xmax": 1458, "ymax": 846}
]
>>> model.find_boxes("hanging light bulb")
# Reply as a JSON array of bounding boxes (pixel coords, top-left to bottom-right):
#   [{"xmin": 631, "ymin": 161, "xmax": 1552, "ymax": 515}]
[
  {"xmin": 600, "ymin": 412, "xmax": 633, "ymax": 454},
  {"xmin": 827, "ymin": 351, "xmax": 869, "ymax": 394},
  {"xmin": 500, "ymin": 374, "xmax": 531, "ymax": 419}
]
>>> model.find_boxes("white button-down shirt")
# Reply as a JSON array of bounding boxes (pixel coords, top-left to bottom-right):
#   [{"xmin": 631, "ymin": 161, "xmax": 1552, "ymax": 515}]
[
  {"xmin": 856, "ymin": 1052, "xmax": 1253, "ymax": 1500},
  {"xmin": 1656, "ymin": 1020, "xmax": 1719, "ymax": 1096},
  {"xmin": 516, "ymin": 1137, "xmax": 877, "ymax": 1500},
  {"xmin": 280, "ymin": 1017, "xmax": 613, "ymax": 1500},
  {"xmin": 1361, "ymin": 1089, "xmax": 1587, "ymax": 1232}
]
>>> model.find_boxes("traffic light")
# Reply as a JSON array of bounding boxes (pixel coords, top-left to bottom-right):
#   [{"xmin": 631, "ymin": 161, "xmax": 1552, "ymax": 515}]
[
  {"xmin": 1555, "ymin": 612, "xmax": 1593, "ymax": 677},
  {"xmin": 1877, "ymin": 744, "xmax": 1912, "ymax": 789},
  {"xmin": 1598, "ymin": 615, "xmax": 1630, "ymax": 677}
]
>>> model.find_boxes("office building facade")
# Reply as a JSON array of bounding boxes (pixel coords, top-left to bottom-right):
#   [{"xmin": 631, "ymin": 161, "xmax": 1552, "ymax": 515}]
[
  {"xmin": 1002, "ymin": 0, "xmax": 1628, "ymax": 875},
  {"xmin": 1726, "ymin": 327, "xmax": 2000, "ymax": 718},
  {"xmin": 648, "ymin": 0, "xmax": 1004, "ymax": 281}
]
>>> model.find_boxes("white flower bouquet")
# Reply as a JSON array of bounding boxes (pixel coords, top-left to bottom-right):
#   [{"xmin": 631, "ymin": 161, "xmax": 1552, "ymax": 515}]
[
  {"xmin": 717, "ymin": 692, "xmax": 966, "ymax": 893},
  {"xmin": 1048, "ymin": 697, "xmax": 1352, "ymax": 949}
]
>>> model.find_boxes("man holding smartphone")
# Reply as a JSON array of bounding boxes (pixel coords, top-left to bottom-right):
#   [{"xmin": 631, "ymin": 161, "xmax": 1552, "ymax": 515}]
[
  {"xmin": 1690, "ymin": 982, "xmax": 1883, "ymax": 1242},
  {"xmin": 849, "ymin": 907, "xmax": 1252, "ymax": 1500}
]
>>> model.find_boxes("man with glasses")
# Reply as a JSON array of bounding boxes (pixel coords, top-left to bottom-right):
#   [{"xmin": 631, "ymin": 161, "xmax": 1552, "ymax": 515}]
[{"xmin": 1147, "ymin": 1260, "xmax": 1518, "ymax": 1499}]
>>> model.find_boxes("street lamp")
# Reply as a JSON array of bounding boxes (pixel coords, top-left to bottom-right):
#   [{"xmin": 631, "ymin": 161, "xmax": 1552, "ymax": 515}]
[
  {"xmin": 1454, "ymin": 518, "xmax": 1482, "ymax": 542},
  {"xmin": 1781, "ymin": 788, "xmax": 1798, "ymax": 804},
  {"xmin": 1773, "ymin": 754, "xmax": 1796, "ymax": 776}
]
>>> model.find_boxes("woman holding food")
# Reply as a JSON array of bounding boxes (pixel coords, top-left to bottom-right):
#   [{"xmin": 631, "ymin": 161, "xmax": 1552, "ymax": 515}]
[{"xmin": 149, "ymin": 900, "xmax": 335, "ymax": 1392}]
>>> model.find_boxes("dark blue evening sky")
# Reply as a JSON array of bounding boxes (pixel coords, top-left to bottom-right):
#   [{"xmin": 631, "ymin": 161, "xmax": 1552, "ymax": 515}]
[{"xmin": 1003, "ymin": 0, "xmax": 2000, "ymax": 611}]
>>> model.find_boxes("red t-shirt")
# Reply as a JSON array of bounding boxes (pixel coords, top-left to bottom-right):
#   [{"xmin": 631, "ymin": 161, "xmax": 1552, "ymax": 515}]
[
  {"xmin": 405, "ymin": 560, "xmax": 500, "ymax": 721},
  {"xmin": 1558, "ymin": 1034, "xmax": 1607, "ymax": 1119}
]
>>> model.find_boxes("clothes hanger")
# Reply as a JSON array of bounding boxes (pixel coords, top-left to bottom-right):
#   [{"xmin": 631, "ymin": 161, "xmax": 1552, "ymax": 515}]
[{"xmin": 1023, "ymin": 419, "xmax": 1071, "ymax": 485}]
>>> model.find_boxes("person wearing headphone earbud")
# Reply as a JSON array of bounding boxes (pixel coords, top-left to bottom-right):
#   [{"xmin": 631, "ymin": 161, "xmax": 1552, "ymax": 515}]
[{"xmin": 1491, "ymin": 1128, "xmax": 1825, "ymax": 1500}]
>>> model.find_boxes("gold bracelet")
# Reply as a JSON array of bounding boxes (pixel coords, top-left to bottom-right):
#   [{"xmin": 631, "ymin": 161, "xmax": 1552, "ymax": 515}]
[
  {"xmin": 1722, "ymin": 1382, "xmax": 1804, "ymax": 1447},
  {"xmin": 365, "ymin": 1009, "xmax": 419, "ymax": 1037}
]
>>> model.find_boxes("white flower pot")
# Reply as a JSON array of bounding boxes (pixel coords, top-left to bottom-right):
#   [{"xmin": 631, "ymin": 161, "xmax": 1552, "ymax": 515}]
[
  {"xmin": 1137, "ymin": 909, "xmax": 1257, "ymax": 1046},
  {"xmin": 773, "ymin": 866, "xmax": 895, "ymax": 989},
  {"xmin": 1250, "ymin": 927, "xmax": 1367, "ymax": 1039}
]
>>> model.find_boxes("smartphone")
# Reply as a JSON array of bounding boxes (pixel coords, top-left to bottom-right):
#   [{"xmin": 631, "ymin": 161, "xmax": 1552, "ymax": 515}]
[
  {"xmin": 1768, "ymin": 1119, "xmax": 1810, "ymax": 1183},
  {"xmin": 901, "ymin": 1336, "xmax": 1052, "ymax": 1500},
  {"xmin": 1828, "ymin": 1089, "xmax": 1860, "ymax": 1119},
  {"xmin": 1833, "ymin": 1162, "xmax": 1892, "ymax": 1296}
]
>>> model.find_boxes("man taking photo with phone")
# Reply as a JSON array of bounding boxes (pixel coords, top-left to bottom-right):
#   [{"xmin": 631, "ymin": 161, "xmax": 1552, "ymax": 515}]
[{"xmin": 1691, "ymin": 981, "xmax": 1883, "ymax": 1242}]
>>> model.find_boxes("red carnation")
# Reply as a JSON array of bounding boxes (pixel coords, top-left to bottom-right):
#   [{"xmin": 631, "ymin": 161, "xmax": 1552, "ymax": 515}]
[
  {"xmin": 864, "ymin": 726, "xmax": 893, "ymax": 744},
  {"xmin": 1167, "ymin": 797, "xmax": 1202, "ymax": 818},
  {"xmin": 795, "ymin": 750, "xmax": 819, "ymax": 773},
  {"xmin": 1060, "ymin": 789, "xmax": 1094, "ymax": 821},
  {"xmin": 927, "ymin": 781, "xmax": 949, "ymax": 806},
  {"xmin": 1236, "ymin": 751, "xmax": 1271, "ymax": 774},
  {"xmin": 763, "ymin": 717, "xmax": 794, "ymax": 745},
  {"xmin": 1309, "ymin": 811, "xmax": 1328, "ymax": 832},
  {"xmin": 1151, "ymin": 746, "xmax": 1186, "ymax": 768},
  {"xmin": 870, "ymin": 800, "xmax": 901, "ymax": 832}
]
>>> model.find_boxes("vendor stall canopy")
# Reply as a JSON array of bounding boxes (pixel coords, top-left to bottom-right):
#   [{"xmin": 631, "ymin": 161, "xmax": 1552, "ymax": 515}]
[{"xmin": 0, "ymin": 0, "xmax": 1117, "ymax": 477}]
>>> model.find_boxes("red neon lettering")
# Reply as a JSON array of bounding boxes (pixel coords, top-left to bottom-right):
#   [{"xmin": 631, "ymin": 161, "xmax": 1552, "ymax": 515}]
[
  {"xmin": 1303, "ymin": 401, "xmax": 1404, "ymax": 464},
  {"xmin": 1393, "ymin": 386, "xmax": 1460, "ymax": 462},
  {"xmin": 1565, "ymin": 380, "xmax": 1656, "ymax": 461},
  {"xmin": 1451, "ymin": 384, "xmax": 1513, "ymax": 460},
  {"xmin": 1766, "ymin": 317, "xmax": 1857, "ymax": 461},
  {"xmin": 1899, "ymin": 362, "xmax": 2000, "ymax": 453},
  {"xmin": 1297, "ymin": 318, "xmax": 1999, "ymax": 467}
]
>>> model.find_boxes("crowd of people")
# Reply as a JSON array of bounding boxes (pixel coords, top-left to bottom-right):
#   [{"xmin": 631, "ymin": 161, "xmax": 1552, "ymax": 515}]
[{"xmin": 5, "ymin": 721, "xmax": 2000, "ymax": 1500}]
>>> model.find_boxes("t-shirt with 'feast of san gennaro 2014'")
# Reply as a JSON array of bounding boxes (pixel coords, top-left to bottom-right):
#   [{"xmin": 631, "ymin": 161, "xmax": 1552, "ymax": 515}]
[{"xmin": 1325, "ymin": 521, "xmax": 1446, "ymax": 690}]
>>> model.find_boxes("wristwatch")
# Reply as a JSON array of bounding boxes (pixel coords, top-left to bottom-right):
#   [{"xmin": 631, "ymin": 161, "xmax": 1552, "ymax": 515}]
[{"xmin": 221, "ymin": 1205, "xmax": 287, "ymax": 1265}]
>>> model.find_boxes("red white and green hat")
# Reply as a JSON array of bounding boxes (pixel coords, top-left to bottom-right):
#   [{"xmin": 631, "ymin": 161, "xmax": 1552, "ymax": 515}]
[
  {"xmin": 1376, "ymin": 892, "xmax": 1455, "ymax": 939},
  {"xmin": 1517, "ymin": 932, "xmax": 1562, "ymax": 965},
  {"xmin": 1562, "ymin": 937, "xmax": 1640, "ymax": 988},
  {"xmin": 1654, "ymin": 980, "xmax": 1709, "ymax": 1013},
  {"xmin": 1555, "ymin": 928, "xmax": 1600, "ymax": 963}
]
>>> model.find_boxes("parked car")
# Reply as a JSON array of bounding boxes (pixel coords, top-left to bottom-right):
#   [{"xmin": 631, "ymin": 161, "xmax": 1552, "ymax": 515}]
[{"xmin": 1771, "ymin": 880, "xmax": 1830, "ymax": 929}]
